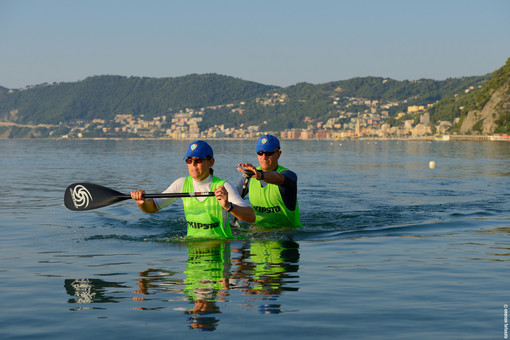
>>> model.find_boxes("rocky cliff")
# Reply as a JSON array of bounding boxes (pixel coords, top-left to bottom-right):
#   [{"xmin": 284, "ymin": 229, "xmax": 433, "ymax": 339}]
[{"xmin": 459, "ymin": 58, "xmax": 510, "ymax": 135}]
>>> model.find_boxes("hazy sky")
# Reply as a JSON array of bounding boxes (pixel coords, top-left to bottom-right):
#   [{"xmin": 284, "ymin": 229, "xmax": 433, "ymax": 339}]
[{"xmin": 1, "ymin": 0, "xmax": 509, "ymax": 89}]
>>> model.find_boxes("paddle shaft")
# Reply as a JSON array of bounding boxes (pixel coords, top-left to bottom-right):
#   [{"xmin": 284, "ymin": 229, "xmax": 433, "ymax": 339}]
[
  {"xmin": 240, "ymin": 169, "xmax": 255, "ymax": 198},
  {"xmin": 109, "ymin": 192, "xmax": 216, "ymax": 203},
  {"xmin": 127, "ymin": 192, "xmax": 215, "ymax": 199},
  {"xmin": 232, "ymin": 170, "xmax": 254, "ymax": 224}
]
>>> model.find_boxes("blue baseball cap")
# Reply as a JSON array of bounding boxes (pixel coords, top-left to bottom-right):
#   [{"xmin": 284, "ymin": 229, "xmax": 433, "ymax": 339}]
[
  {"xmin": 184, "ymin": 140, "xmax": 214, "ymax": 159},
  {"xmin": 256, "ymin": 134, "xmax": 280, "ymax": 152}
]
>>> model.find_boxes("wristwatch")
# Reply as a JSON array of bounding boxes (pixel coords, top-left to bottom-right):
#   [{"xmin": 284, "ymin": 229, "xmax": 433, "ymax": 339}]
[
  {"xmin": 227, "ymin": 202, "xmax": 235, "ymax": 212},
  {"xmin": 256, "ymin": 169, "xmax": 264, "ymax": 180}
]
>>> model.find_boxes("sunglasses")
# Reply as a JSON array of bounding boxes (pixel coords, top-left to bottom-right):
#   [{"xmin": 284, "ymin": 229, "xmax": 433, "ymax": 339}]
[
  {"xmin": 185, "ymin": 157, "xmax": 210, "ymax": 164},
  {"xmin": 257, "ymin": 151, "xmax": 276, "ymax": 156}
]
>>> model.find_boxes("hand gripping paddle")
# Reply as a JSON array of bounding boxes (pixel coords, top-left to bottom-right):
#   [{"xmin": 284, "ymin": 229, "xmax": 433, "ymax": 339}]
[
  {"xmin": 232, "ymin": 170, "xmax": 254, "ymax": 225},
  {"xmin": 64, "ymin": 182, "xmax": 215, "ymax": 211}
]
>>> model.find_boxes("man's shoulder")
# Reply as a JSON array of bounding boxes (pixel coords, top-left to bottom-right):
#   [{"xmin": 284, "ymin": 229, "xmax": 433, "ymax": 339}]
[{"xmin": 280, "ymin": 167, "xmax": 297, "ymax": 180}]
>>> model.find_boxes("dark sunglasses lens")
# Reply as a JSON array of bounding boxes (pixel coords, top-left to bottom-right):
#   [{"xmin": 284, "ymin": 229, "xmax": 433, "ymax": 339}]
[
  {"xmin": 257, "ymin": 151, "xmax": 274, "ymax": 156},
  {"xmin": 185, "ymin": 158, "xmax": 204, "ymax": 164}
]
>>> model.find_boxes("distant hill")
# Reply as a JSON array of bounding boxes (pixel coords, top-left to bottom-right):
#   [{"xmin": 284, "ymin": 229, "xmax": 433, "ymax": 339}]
[
  {"xmin": 194, "ymin": 75, "xmax": 491, "ymax": 131},
  {"xmin": 0, "ymin": 74, "xmax": 277, "ymax": 124},
  {"xmin": 0, "ymin": 68, "xmax": 503, "ymax": 134}
]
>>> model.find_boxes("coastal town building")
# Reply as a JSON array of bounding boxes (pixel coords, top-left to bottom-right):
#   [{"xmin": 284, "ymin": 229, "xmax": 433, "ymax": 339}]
[
  {"xmin": 57, "ymin": 103, "xmax": 446, "ymax": 140},
  {"xmin": 5, "ymin": 91, "xmax": 473, "ymax": 141}
]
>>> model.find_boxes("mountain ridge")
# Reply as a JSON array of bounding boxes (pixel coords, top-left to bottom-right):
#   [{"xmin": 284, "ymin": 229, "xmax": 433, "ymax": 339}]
[{"xmin": 1, "ymin": 59, "xmax": 508, "ymax": 138}]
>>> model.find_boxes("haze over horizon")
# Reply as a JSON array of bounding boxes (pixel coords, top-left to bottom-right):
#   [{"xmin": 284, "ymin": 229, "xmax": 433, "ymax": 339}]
[{"xmin": 1, "ymin": 0, "xmax": 509, "ymax": 89}]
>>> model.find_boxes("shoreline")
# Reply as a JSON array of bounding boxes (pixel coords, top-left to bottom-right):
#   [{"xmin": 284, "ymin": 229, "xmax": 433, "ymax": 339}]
[{"xmin": 1, "ymin": 135, "xmax": 509, "ymax": 142}]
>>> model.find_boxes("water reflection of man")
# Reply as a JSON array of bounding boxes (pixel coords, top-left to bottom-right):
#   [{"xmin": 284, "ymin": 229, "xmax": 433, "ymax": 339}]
[
  {"xmin": 184, "ymin": 240, "xmax": 231, "ymax": 331},
  {"xmin": 231, "ymin": 240, "xmax": 300, "ymax": 314},
  {"xmin": 132, "ymin": 268, "xmax": 180, "ymax": 305}
]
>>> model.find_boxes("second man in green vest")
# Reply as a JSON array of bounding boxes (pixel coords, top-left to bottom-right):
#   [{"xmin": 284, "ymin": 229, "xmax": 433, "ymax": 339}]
[{"xmin": 237, "ymin": 134, "xmax": 301, "ymax": 228}]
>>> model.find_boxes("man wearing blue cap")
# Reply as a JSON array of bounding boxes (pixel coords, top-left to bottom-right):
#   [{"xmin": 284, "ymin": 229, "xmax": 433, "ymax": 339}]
[
  {"xmin": 237, "ymin": 134, "xmax": 301, "ymax": 228},
  {"xmin": 131, "ymin": 140, "xmax": 255, "ymax": 239}
]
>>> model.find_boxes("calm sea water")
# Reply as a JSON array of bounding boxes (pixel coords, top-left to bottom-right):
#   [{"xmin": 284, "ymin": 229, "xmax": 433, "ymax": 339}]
[{"xmin": 1, "ymin": 139, "xmax": 509, "ymax": 339}]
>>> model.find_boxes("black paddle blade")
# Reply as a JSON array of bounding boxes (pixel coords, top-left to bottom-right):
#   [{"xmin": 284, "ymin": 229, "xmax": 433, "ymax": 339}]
[{"xmin": 64, "ymin": 183, "xmax": 130, "ymax": 211}]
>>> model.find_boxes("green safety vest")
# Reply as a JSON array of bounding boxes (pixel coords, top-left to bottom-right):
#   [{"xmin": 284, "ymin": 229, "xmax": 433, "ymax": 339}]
[
  {"xmin": 183, "ymin": 176, "xmax": 233, "ymax": 239},
  {"xmin": 248, "ymin": 165, "xmax": 301, "ymax": 228}
]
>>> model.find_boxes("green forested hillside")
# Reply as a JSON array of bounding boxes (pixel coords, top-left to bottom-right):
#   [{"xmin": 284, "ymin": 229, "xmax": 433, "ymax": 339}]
[
  {"xmin": 0, "ymin": 74, "xmax": 277, "ymax": 124},
  {"xmin": 198, "ymin": 75, "xmax": 491, "ymax": 130},
  {"xmin": 0, "ymin": 72, "xmax": 494, "ymax": 131}
]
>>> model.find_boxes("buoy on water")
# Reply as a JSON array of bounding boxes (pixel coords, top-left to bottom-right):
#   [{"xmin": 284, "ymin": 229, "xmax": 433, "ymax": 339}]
[{"xmin": 429, "ymin": 161, "xmax": 436, "ymax": 169}]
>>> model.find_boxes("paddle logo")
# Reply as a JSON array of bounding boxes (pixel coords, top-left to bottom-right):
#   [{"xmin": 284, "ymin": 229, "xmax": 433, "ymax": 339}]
[{"xmin": 70, "ymin": 185, "xmax": 93, "ymax": 209}]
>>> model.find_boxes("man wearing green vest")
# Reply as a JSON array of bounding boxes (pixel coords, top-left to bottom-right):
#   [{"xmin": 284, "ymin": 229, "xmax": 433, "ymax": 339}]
[
  {"xmin": 237, "ymin": 134, "xmax": 301, "ymax": 228},
  {"xmin": 131, "ymin": 140, "xmax": 255, "ymax": 239}
]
